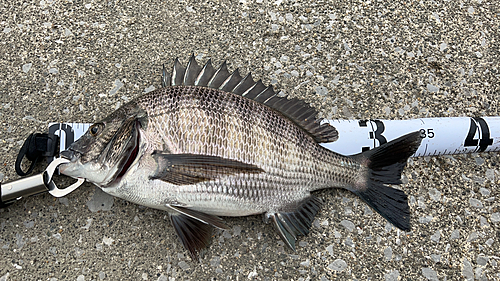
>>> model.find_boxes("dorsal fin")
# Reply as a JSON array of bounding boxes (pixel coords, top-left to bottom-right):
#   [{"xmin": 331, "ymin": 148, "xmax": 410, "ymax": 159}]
[{"xmin": 161, "ymin": 56, "xmax": 338, "ymax": 143}]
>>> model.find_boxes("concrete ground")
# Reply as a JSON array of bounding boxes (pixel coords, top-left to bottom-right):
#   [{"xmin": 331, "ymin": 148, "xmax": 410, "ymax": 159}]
[{"xmin": 1, "ymin": 0, "xmax": 499, "ymax": 280}]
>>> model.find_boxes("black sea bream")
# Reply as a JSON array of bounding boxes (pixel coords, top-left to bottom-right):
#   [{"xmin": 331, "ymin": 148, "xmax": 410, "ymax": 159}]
[{"xmin": 60, "ymin": 56, "xmax": 422, "ymax": 259}]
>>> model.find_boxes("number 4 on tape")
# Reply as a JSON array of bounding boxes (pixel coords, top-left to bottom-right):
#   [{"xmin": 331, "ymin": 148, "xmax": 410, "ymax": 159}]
[{"xmin": 464, "ymin": 117, "xmax": 493, "ymax": 152}]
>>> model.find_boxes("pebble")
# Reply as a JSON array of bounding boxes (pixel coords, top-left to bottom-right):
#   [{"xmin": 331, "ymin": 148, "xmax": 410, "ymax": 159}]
[
  {"xmin": 178, "ymin": 261, "xmax": 190, "ymax": 271},
  {"xmin": 430, "ymin": 230, "xmax": 441, "ymax": 243},
  {"xmin": 421, "ymin": 267, "xmax": 439, "ymax": 281},
  {"xmin": 144, "ymin": 85, "xmax": 155, "ymax": 93},
  {"xmin": 419, "ymin": 216, "xmax": 433, "ymax": 223},
  {"xmin": 427, "ymin": 84, "xmax": 439, "ymax": 92},
  {"xmin": 340, "ymin": 220, "xmax": 355, "ymax": 232},
  {"xmin": 469, "ymin": 198, "xmax": 483, "ymax": 208},
  {"xmin": 364, "ymin": 205, "xmax": 373, "ymax": 215},
  {"xmin": 49, "ymin": 247, "xmax": 57, "ymax": 255},
  {"xmin": 491, "ymin": 212, "xmax": 500, "ymax": 223},
  {"xmin": 439, "ymin": 43, "xmax": 447, "ymax": 51},
  {"xmin": 428, "ymin": 188, "xmax": 441, "ymax": 201},
  {"xmin": 210, "ymin": 256, "xmax": 220, "ymax": 267},
  {"xmin": 476, "ymin": 255, "xmax": 488, "ymax": 266},
  {"xmin": 58, "ymin": 198, "xmax": 69, "ymax": 206},
  {"xmin": 384, "ymin": 246, "xmax": 392, "ymax": 261},
  {"xmin": 485, "ymin": 169, "xmax": 495, "ymax": 181},
  {"xmin": 315, "ymin": 86, "xmax": 328, "ymax": 96},
  {"xmin": 109, "ymin": 79, "xmax": 124, "ymax": 95},
  {"xmin": 479, "ymin": 216, "xmax": 489, "ymax": 228},
  {"xmin": 384, "ymin": 270, "xmax": 399, "ymax": 281},
  {"xmin": 430, "ymin": 254, "xmax": 441, "ymax": 262},
  {"xmin": 223, "ymin": 230, "xmax": 232, "ymax": 239},
  {"xmin": 462, "ymin": 258, "xmax": 474, "ymax": 281},
  {"xmin": 102, "ymin": 237, "xmax": 114, "ymax": 246},
  {"xmin": 467, "ymin": 232, "xmax": 478, "ymax": 242},
  {"xmin": 485, "ymin": 238, "xmax": 494, "ymax": 247},
  {"xmin": 87, "ymin": 187, "xmax": 114, "ymax": 212},
  {"xmin": 23, "ymin": 221, "xmax": 35, "ymax": 228},
  {"xmin": 326, "ymin": 245, "xmax": 334, "ymax": 256},
  {"xmin": 344, "ymin": 237, "xmax": 354, "ymax": 248},
  {"xmin": 475, "ymin": 157, "xmax": 485, "ymax": 165},
  {"xmin": 300, "ymin": 259, "xmax": 310, "ymax": 267},
  {"xmin": 233, "ymin": 225, "xmax": 242, "ymax": 236},
  {"xmin": 22, "ymin": 63, "xmax": 32, "ymax": 73},
  {"xmin": 479, "ymin": 188, "xmax": 490, "ymax": 197},
  {"xmin": 327, "ymin": 259, "xmax": 347, "ymax": 272},
  {"xmin": 450, "ymin": 229, "xmax": 460, "ymax": 240}
]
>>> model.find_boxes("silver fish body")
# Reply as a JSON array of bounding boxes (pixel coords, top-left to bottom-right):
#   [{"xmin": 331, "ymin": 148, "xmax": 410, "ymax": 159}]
[{"xmin": 60, "ymin": 56, "xmax": 422, "ymax": 259}]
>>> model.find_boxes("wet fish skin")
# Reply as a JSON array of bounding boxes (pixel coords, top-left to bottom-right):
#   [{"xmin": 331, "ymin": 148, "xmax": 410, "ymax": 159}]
[{"xmin": 60, "ymin": 56, "xmax": 422, "ymax": 260}]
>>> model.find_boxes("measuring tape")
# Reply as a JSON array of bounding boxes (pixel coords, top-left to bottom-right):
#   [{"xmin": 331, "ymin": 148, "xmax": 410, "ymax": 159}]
[
  {"xmin": 322, "ymin": 117, "xmax": 500, "ymax": 156},
  {"xmin": 50, "ymin": 117, "xmax": 500, "ymax": 157}
]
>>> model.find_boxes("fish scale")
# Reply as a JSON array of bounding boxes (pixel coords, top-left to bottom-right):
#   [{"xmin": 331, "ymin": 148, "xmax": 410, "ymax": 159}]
[{"xmin": 60, "ymin": 56, "xmax": 422, "ymax": 260}]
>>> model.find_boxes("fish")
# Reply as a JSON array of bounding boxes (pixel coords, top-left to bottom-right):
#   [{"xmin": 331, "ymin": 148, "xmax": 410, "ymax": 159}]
[{"xmin": 59, "ymin": 55, "xmax": 422, "ymax": 260}]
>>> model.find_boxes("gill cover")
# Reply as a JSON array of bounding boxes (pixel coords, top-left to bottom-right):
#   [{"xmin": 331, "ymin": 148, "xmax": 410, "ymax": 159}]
[{"xmin": 60, "ymin": 106, "xmax": 144, "ymax": 187}]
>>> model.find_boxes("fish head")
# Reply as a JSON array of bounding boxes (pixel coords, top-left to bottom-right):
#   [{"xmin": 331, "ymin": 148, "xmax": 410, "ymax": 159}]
[{"xmin": 60, "ymin": 107, "xmax": 144, "ymax": 187}]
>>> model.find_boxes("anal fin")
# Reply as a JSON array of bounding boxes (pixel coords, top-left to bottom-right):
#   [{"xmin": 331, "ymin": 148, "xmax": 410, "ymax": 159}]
[
  {"xmin": 167, "ymin": 205, "xmax": 229, "ymax": 230},
  {"xmin": 167, "ymin": 205, "xmax": 229, "ymax": 260},
  {"xmin": 267, "ymin": 196, "xmax": 323, "ymax": 251}
]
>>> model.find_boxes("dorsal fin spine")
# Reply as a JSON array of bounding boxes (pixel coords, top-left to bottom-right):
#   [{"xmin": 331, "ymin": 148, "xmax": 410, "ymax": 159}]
[
  {"xmin": 232, "ymin": 73, "xmax": 254, "ymax": 95},
  {"xmin": 183, "ymin": 55, "xmax": 201, "ymax": 86},
  {"xmin": 162, "ymin": 64, "xmax": 171, "ymax": 87},
  {"xmin": 194, "ymin": 59, "xmax": 215, "ymax": 86},
  {"xmin": 207, "ymin": 61, "xmax": 229, "ymax": 88}
]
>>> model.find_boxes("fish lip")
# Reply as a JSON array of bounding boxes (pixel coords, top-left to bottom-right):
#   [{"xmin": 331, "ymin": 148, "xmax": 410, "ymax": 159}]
[
  {"xmin": 58, "ymin": 149, "xmax": 81, "ymax": 177},
  {"xmin": 60, "ymin": 149, "xmax": 75, "ymax": 160}
]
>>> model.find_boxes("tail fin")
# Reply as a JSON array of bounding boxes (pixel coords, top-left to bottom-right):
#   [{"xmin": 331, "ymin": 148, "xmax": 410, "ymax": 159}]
[{"xmin": 351, "ymin": 131, "xmax": 422, "ymax": 231}]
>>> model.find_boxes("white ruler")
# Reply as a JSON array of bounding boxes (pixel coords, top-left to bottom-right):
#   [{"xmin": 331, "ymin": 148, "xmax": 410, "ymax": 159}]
[
  {"xmin": 50, "ymin": 117, "xmax": 500, "ymax": 157},
  {"xmin": 322, "ymin": 117, "xmax": 500, "ymax": 156}
]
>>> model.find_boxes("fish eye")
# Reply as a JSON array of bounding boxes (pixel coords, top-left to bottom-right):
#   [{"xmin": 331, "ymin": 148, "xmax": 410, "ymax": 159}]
[{"xmin": 89, "ymin": 123, "xmax": 104, "ymax": 137}]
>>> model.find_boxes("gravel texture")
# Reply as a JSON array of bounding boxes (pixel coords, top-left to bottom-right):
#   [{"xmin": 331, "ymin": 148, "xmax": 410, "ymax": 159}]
[{"xmin": 1, "ymin": 0, "xmax": 499, "ymax": 280}]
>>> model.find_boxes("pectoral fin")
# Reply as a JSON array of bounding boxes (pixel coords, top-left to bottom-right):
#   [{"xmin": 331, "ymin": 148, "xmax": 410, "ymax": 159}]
[
  {"xmin": 167, "ymin": 205, "xmax": 229, "ymax": 260},
  {"xmin": 152, "ymin": 153, "xmax": 264, "ymax": 185},
  {"xmin": 266, "ymin": 196, "xmax": 323, "ymax": 251}
]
